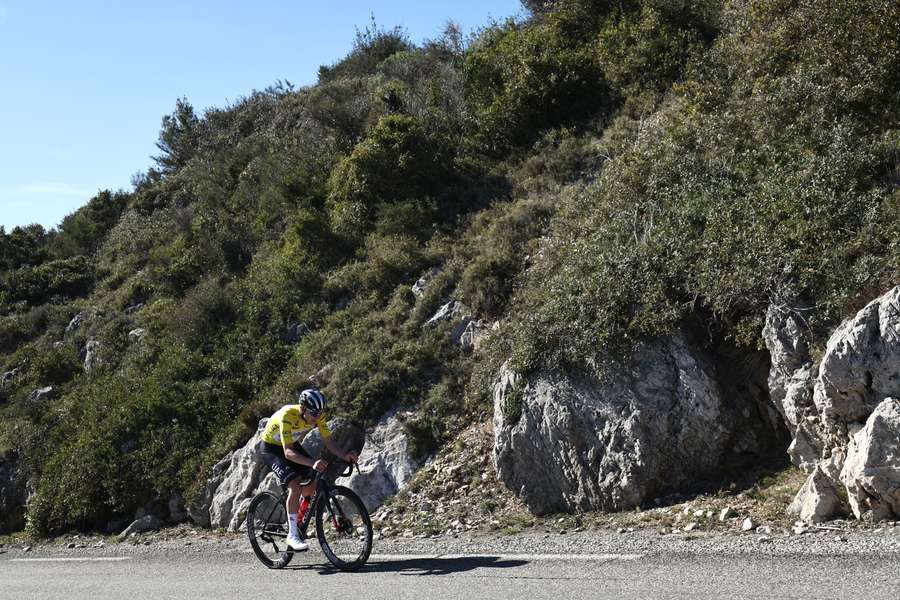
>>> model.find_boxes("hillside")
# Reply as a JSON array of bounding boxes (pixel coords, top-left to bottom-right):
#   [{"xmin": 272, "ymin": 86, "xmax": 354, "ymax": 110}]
[{"xmin": 1, "ymin": 0, "xmax": 899, "ymax": 536}]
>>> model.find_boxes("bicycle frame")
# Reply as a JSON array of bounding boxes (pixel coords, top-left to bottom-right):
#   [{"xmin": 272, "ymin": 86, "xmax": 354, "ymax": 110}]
[{"xmin": 257, "ymin": 462, "xmax": 356, "ymax": 546}]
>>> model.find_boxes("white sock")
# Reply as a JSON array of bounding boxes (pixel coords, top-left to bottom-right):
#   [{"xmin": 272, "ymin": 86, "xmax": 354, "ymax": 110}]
[{"xmin": 288, "ymin": 513, "xmax": 298, "ymax": 537}]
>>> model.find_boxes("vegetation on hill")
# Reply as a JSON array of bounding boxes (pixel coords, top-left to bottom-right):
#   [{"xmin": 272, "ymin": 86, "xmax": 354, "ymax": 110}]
[{"xmin": 1, "ymin": 0, "xmax": 898, "ymax": 535}]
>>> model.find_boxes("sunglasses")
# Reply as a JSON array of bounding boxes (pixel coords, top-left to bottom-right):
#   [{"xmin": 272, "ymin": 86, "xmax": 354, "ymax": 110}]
[{"xmin": 304, "ymin": 407, "xmax": 321, "ymax": 419}]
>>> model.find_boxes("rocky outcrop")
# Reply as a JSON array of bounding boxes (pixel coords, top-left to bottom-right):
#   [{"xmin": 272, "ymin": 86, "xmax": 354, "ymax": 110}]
[
  {"xmin": 770, "ymin": 287, "xmax": 900, "ymax": 522},
  {"xmin": 839, "ymin": 397, "xmax": 900, "ymax": 520},
  {"xmin": 787, "ymin": 464, "xmax": 842, "ymax": 523},
  {"xmin": 204, "ymin": 420, "xmax": 281, "ymax": 531},
  {"xmin": 27, "ymin": 386, "xmax": 55, "ymax": 404},
  {"xmin": 492, "ymin": 333, "xmax": 777, "ymax": 514},
  {"xmin": 412, "ymin": 267, "xmax": 442, "ymax": 298},
  {"xmin": 168, "ymin": 492, "xmax": 187, "ymax": 523},
  {"xmin": 187, "ymin": 453, "xmax": 233, "ymax": 528},
  {"xmin": 117, "ymin": 515, "xmax": 162, "ymax": 539},
  {"xmin": 813, "ymin": 288, "xmax": 900, "ymax": 437},
  {"xmin": 424, "ymin": 300, "xmax": 467, "ymax": 327},
  {"xmin": 83, "ymin": 339, "xmax": 101, "ymax": 373},
  {"xmin": 346, "ymin": 411, "xmax": 421, "ymax": 511},
  {"xmin": 65, "ymin": 311, "xmax": 91, "ymax": 337},
  {"xmin": 280, "ymin": 323, "xmax": 307, "ymax": 345},
  {"xmin": 1, "ymin": 368, "xmax": 19, "ymax": 386},
  {"xmin": 763, "ymin": 303, "xmax": 824, "ymax": 472}
]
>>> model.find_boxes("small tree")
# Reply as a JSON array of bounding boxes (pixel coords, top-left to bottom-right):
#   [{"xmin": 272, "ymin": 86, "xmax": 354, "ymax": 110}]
[
  {"xmin": 53, "ymin": 190, "xmax": 130, "ymax": 257},
  {"xmin": 154, "ymin": 98, "xmax": 201, "ymax": 173},
  {"xmin": 318, "ymin": 17, "xmax": 413, "ymax": 83}
]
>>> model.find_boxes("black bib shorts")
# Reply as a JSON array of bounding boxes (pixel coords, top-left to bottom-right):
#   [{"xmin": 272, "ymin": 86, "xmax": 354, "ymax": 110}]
[{"xmin": 258, "ymin": 440, "xmax": 315, "ymax": 486}]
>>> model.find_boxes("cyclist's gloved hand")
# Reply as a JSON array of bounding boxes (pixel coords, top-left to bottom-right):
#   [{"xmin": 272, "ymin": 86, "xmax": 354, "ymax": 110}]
[
  {"xmin": 313, "ymin": 459, "xmax": 328, "ymax": 472},
  {"xmin": 344, "ymin": 451, "xmax": 359, "ymax": 463}
]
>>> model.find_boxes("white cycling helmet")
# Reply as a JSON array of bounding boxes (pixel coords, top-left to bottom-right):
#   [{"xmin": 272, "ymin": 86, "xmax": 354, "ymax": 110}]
[{"xmin": 299, "ymin": 388, "xmax": 327, "ymax": 414}]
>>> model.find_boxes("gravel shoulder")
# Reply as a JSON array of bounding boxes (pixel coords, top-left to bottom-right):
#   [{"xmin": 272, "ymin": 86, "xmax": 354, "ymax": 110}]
[{"xmin": 3, "ymin": 523, "xmax": 900, "ymax": 561}]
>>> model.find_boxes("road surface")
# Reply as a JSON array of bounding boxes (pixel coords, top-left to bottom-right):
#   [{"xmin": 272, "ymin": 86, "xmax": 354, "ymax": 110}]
[{"xmin": 3, "ymin": 548, "xmax": 898, "ymax": 600}]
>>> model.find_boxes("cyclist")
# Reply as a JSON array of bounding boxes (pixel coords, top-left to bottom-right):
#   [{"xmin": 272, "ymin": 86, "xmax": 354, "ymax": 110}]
[{"xmin": 258, "ymin": 388, "xmax": 358, "ymax": 551}]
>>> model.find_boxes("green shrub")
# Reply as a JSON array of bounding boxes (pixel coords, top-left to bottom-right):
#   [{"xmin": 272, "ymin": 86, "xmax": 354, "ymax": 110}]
[
  {"xmin": 324, "ymin": 234, "xmax": 428, "ymax": 302},
  {"xmin": 318, "ymin": 19, "xmax": 413, "ymax": 84},
  {"xmin": 503, "ymin": 0, "xmax": 900, "ymax": 369},
  {"xmin": 463, "ymin": 4, "xmax": 612, "ymax": 153},
  {"xmin": 326, "ymin": 114, "xmax": 453, "ymax": 236},
  {"xmin": 456, "ymin": 195, "xmax": 555, "ymax": 318},
  {"xmin": 0, "ymin": 256, "xmax": 95, "ymax": 307},
  {"xmin": 52, "ymin": 190, "xmax": 130, "ymax": 258},
  {"xmin": 25, "ymin": 345, "xmax": 235, "ymax": 535},
  {"xmin": 99, "ymin": 208, "xmax": 177, "ymax": 277},
  {"xmin": 402, "ymin": 376, "xmax": 465, "ymax": 461},
  {"xmin": 511, "ymin": 128, "xmax": 609, "ymax": 193},
  {"xmin": 0, "ymin": 306, "xmax": 52, "ymax": 354},
  {"xmin": 595, "ymin": 1, "xmax": 719, "ymax": 111},
  {"xmin": 168, "ymin": 278, "xmax": 235, "ymax": 348},
  {"xmin": 0, "ymin": 224, "xmax": 49, "ymax": 272},
  {"xmin": 25, "ymin": 344, "xmax": 81, "ymax": 387}
]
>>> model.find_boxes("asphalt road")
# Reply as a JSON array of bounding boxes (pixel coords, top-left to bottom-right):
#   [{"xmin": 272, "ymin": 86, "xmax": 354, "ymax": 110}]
[{"xmin": 3, "ymin": 549, "xmax": 899, "ymax": 600}]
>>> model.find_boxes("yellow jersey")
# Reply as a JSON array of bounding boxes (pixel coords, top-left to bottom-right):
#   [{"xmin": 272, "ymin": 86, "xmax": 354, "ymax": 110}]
[{"xmin": 261, "ymin": 404, "xmax": 331, "ymax": 448}]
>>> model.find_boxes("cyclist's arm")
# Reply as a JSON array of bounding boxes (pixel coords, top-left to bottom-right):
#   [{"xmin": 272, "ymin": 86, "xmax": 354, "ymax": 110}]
[
  {"xmin": 280, "ymin": 419, "xmax": 315, "ymax": 467},
  {"xmin": 323, "ymin": 435, "xmax": 358, "ymax": 462},
  {"xmin": 284, "ymin": 444, "xmax": 315, "ymax": 467}
]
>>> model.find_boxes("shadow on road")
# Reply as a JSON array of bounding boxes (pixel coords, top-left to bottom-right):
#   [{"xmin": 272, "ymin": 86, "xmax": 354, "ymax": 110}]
[{"xmin": 287, "ymin": 556, "xmax": 529, "ymax": 576}]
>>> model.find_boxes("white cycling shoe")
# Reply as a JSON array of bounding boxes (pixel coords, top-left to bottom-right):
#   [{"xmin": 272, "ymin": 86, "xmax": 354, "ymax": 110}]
[{"xmin": 286, "ymin": 534, "xmax": 308, "ymax": 552}]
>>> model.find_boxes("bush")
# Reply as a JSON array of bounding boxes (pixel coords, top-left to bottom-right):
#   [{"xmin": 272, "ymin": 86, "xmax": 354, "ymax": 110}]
[
  {"xmin": 324, "ymin": 234, "xmax": 429, "ymax": 302},
  {"xmin": 318, "ymin": 19, "xmax": 413, "ymax": 84},
  {"xmin": 0, "ymin": 256, "xmax": 95, "ymax": 307},
  {"xmin": 52, "ymin": 190, "xmax": 130, "ymax": 258},
  {"xmin": 463, "ymin": 4, "xmax": 612, "ymax": 153},
  {"xmin": 25, "ymin": 345, "xmax": 233, "ymax": 535},
  {"xmin": 326, "ymin": 115, "xmax": 453, "ymax": 236},
  {"xmin": 510, "ymin": 127, "xmax": 609, "ymax": 193},
  {"xmin": 24, "ymin": 344, "xmax": 81, "ymax": 387},
  {"xmin": 595, "ymin": 1, "xmax": 719, "ymax": 110},
  {"xmin": 456, "ymin": 195, "xmax": 555, "ymax": 318},
  {"xmin": 503, "ymin": 0, "xmax": 900, "ymax": 369},
  {"xmin": 0, "ymin": 224, "xmax": 49, "ymax": 272},
  {"xmin": 168, "ymin": 278, "xmax": 235, "ymax": 348},
  {"xmin": 292, "ymin": 287, "xmax": 454, "ymax": 427}
]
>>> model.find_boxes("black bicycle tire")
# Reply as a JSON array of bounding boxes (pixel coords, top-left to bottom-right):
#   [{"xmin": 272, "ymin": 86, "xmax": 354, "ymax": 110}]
[
  {"xmin": 315, "ymin": 485, "xmax": 373, "ymax": 571},
  {"xmin": 247, "ymin": 491, "xmax": 293, "ymax": 569}
]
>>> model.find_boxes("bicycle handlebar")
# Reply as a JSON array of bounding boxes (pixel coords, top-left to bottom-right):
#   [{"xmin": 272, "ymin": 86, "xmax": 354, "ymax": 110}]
[
  {"xmin": 337, "ymin": 460, "xmax": 359, "ymax": 478},
  {"xmin": 313, "ymin": 459, "xmax": 359, "ymax": 482}
]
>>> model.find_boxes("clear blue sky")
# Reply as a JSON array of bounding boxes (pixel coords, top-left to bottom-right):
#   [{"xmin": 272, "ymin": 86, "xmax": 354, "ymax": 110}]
[{"xmin": 0, "ymin": 0, "xmax": 524, "ymax": 231}]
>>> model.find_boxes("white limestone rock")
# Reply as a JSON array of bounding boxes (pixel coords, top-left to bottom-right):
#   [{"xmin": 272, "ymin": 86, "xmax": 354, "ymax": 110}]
[
  {"xmin": 492, "ymin": 334, "xmax": 775, "ymax": 514},
  {"xmin": 346, "ymin": 411, "xmax": 421, "ymax": 511},
  {"xmin": 839, "ymin": 397, "xmax": 900, "ymax": 520},
  {"xmin": 813, "ymin": 287, "xmax": 900, "ymax": 436},
  {"xmin": 788, "ymin": 464, "xmax": 843, "ymax": 523}
]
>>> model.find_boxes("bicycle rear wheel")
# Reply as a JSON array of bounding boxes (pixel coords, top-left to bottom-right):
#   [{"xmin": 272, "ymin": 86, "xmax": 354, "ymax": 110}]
[
  {"xmin": 246, "ymin": 491, "xmax": 293, "ymax": 569},
  {"xmin": 315, "ymin": 485, "xmax": 372, "ymax": 571}
]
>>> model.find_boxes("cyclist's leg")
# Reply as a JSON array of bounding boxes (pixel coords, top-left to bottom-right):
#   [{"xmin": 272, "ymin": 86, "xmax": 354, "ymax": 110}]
[
  {"xmin": 259, "ymin": 441, "xmax": 305, "ymax": 517},
  {"xmin": 286, "ymin": 477, "xmax": 302, "ymax": 514},
  {"xmin": 258, "ymin": 441, "xmax": 313, "ymax": 550},
  {"xmin": 290, "ymin": 443, "xmax": 317, "ymax": 499}
]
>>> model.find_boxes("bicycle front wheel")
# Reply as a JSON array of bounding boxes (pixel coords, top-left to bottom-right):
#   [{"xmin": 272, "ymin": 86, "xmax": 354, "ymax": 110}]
[
  {"xmin": 315, "ymin": 485, "xmax": 373, "ymax": 571},
  {"xmin": 246, "ymin": 491, "xmax": 293, "ymax": 569}
]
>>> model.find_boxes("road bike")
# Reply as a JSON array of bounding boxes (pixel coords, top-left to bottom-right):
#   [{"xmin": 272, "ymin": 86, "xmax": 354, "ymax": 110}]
[{"xmin": 246, "ymin": 461, "xmax": 373, "ymax": 571}]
